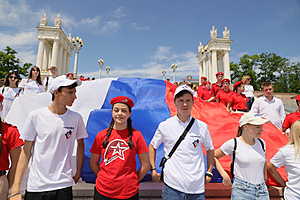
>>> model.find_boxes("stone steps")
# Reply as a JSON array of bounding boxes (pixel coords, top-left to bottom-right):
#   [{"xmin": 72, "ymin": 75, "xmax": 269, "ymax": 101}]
[{"xmin": 73, "ymin": 182, "xmax": 284, "ymax": 200}]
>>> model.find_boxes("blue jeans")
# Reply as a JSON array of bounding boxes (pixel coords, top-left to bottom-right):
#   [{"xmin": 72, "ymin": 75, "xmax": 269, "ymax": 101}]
[
  {"xmin": 162, "ymin": 184, "xmax": 205, "ymax": 200},
  {"xmin": 231, "ymin": 178, "xmax": 269, "ymax": 200}
]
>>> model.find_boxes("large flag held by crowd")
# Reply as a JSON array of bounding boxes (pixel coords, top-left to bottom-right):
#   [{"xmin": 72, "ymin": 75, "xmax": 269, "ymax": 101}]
[{"xmin": 6, "ymin": 77, "xmax": 288, "ymax": 186}]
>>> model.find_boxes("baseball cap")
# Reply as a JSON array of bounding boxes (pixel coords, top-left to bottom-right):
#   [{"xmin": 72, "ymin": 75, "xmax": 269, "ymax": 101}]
[
  {"xmin": 239, "ymin": 113, "xmax": 269, "ymax": 127},
  {"xmin": 174, "ymin": 85, "xmax": 195, "ymax": 98},
  {"xmin": 48, "ymin": 76, "xmax": 81, "ymax": 94}
]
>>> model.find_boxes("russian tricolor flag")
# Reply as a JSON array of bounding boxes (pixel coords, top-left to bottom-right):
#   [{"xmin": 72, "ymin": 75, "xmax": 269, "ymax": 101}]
[{"xmin": 6, "ymin": 77, "xmax": 288, "ymax": 186}]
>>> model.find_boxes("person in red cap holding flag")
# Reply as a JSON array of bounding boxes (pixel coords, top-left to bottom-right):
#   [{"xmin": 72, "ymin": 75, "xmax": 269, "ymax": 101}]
[
  {"xmin": 212, "ymin": 72, "xmax": 224, "ymax": 96},
  {"xmin": 230, "ymin": 81, "xmax": 248, "ymax": 112},
  {"xmin": 197, "ymin": 77, "xmax": 214, "ymax": 101},
  {"xmin": 0, "ymin": 94, "xmax": 24, "ymax": 200},
  {"xmin": 90, "ymin": 96, "xmax": 150, "ymax": 200},
  {"xmin": 215, "ymin": 79, "xmax": 233, "ymax": 111},
  {"xmin": 282, "ymin": 95, "xmax": 300, "ymax": 133}
]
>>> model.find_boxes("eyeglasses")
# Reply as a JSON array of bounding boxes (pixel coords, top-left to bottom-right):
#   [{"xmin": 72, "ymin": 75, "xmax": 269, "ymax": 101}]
[{"xmin": 9, "ymin": 76, "xmax": 18, "ymax": 79}]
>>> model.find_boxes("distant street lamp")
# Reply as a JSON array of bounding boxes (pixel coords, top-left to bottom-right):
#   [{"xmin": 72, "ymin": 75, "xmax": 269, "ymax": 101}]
[
  {"xmin": 72, "ymin": 36, "xmax": 84, "ymax": 77},
  {"xmin": 105, "ymin": 66, "xmax": 111, "ymax": 77},
  {"xmin": 97, "ymin": 58, "xmax": 104, "ymax": 79},
  {"xmin": 162, "ymin": 71, "xmax": 167, "ymax": 80},
  {"xmin": 170, "ymin": 64, "xmax": 178, "ymax": 82}
]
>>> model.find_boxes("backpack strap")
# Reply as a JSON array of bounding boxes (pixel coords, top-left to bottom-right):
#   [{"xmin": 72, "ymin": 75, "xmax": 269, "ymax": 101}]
[
  {"xmin": 230, "ymin": 138, "xmax": 237, "ymax": 180},
  {"xmin": 257, "ymin": 138, "xmax": 265, "ymax": 152},
  {"xmin": 1, "ymin": 87, "xmax": 5, "ymax": 94}
]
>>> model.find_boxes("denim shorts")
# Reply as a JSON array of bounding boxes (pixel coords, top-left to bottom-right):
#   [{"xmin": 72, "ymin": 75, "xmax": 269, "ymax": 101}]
[
  {"xmin": 231, "ymin": 178, "xmax": 269, "ymax": 200},
  {"xmin": 162, "ymin": 184, "xmax": 205, "ymax": 200}
]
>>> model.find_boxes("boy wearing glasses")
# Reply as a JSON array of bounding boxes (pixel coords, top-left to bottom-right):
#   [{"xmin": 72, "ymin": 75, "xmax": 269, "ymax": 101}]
[{"xmin": 250, "ymin": 82, "xmax": 285, "ymax": 130}]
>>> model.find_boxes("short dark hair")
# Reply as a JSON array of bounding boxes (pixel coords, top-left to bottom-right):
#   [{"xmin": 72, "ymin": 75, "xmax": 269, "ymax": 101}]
[
  {"xmin": 51, "ymin": 82, "xmax": 78, "ymax": 101},
  {"xmin": 261, "ymin": 82, "xmax": 272, "ymax": 89},
  {"xmin": 174, "ymin": 90, "xmax": 193, "ymax": 101}
]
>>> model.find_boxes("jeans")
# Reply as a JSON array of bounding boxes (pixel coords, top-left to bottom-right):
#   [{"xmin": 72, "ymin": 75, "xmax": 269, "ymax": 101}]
[
  {"xmin": 231, "ymin": 178, "xmax": 269, "ymax": 200},
  {"xmin": 162, "ymin": 184, "xmax": 205, "ymax": 200}
]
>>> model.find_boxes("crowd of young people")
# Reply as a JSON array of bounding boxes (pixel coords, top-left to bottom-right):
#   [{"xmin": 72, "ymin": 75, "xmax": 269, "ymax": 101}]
[{"xmin": 0, "ymin": 67, "xmax": 299, "ymax": 200}]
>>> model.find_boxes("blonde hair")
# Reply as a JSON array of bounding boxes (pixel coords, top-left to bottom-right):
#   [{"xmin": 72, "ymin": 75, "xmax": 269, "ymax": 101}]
[
  {"xmin": 289, "ymin": 120, "xmax": 300, "ymax": 158},
  {"xmin": 242, "ymin": 75, "xmax": 251, "ymax": 81}
]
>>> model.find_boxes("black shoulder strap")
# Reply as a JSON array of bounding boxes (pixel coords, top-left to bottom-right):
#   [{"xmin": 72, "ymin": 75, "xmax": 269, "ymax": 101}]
[
  {"xmin": 257, "ymin": 138, "xmax": 265, "ymax": 152},
  {"xmin": 167, "ymin": 118, "xmax": 195, "ymax": 159},
  {"xmin": 45, "ymin": 76, "xmax": 49, "ymax": 87},
  {"xmin": 230, "ymin": 138, "xmax": 237, "ymax": 179},
  {"xmin": 2, "ymin": 87, "xmax": 5, "ymax": 94}
]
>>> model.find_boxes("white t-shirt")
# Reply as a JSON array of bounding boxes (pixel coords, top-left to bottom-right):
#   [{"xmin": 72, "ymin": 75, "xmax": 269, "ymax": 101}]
[
  {"xmin": 243, "ymin": 84, "xmax": 254, "ymax": 98},
  {"xmin": 21, "ymin": 107, "xmax": 88, "ymax": 192},
  {"xmin": 250, "ymin": 96, "xmax": 286, "ymax": 129},
  {"xmin": 43, "ymin": 76, "xmax": 55, "ymax": 92},
  {"xmin": 151, "ymin": 116, "xmax": 214, "ymax": 194},
  {"xmin": 0, "ymin": 86, "xmax": 21, "ymax": 120},
  {"xmin": 19, "ymin": 79, "xmax": 44, "ymax": 95},
  {"xmin": 271, "ymin": 145, "xmax": 300, "ymax": 200},
  {"xmin": 220, "ymin": 137, "xmax": 266, "ymax": 184}
]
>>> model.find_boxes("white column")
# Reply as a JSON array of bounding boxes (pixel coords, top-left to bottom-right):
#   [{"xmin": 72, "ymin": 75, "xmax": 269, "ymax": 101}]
[
  {"xmin": 66, "ymin": 52, "xmax": 70, "ymax": 72},
  {"xmin": 62, "ymin": 50, "xmax": 68, "ymax": 74},
  {"xmin": 51, "ymin": 40, "xmax": 60, "ymax": 68},
  {"xmin": 57, "ymin": 46, "xmax": 63, "ymax": 75},
  {"xmin": 223, "ymin": 51, "xmax": 230, "ymax": 79},
  {"xmin": 42, "ymin": 44, "xmax": 49, "ymax": 71},
  {"xmin": 211, "ymin": 50, "xmax": 218, "ymax": 83},
  {"xmin": 36, "ymin": 40, "xmax": 45, "ymax": 68}
]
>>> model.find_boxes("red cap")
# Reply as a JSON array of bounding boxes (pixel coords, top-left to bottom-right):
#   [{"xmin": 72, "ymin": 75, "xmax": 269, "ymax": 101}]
[
  {"xmin": 221, "ymin": 79, "xmax": 230, "ymax": 84},
  {"xmin": 0, "ymin": 94, "xmax": 3, "ymax": 102},
  {"xmin": 110, "ymin": 96, "xmax": 134, "ymax": 108},
  {"xmin": 201, "ymin": 76, "xmax": 207, "ymax": 80},
  {"xmin": 233, "ymin": 81, "xmax": 242, "ymax": 89},
  {"xmin": 216, "ymin": 72, "xmax": 224, "ymax": 76},
  {"xmin": 295, "ymin": 95, "xmax": 300, "ymax": 101}
]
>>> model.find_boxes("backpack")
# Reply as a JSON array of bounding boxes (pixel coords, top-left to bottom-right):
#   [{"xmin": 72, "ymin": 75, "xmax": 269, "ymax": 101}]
[{"xmin": 230, "ymin": 137, "xmax": 265, "ymax": 180}]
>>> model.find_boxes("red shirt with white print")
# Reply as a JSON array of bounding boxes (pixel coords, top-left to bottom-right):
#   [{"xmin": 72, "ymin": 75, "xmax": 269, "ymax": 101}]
[
  {"xmin": 0, "ymin": 123, "xmax": 24, "ymax": 170},
  {"xmin": 90, "ymin": 128, "xmax": 148, "ymax": 199}
]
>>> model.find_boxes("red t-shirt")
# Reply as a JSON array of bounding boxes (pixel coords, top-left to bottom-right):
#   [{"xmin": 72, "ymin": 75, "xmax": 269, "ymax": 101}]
[
  {"xmin": 211, "ymin": 82, "xmax": 222, "ymax": 96},
  {"xmin": 216, "ymin": 90, "xmax": 233, "ymax": 106},
  {"xmin": 90, "ymin": 128, "xmax": 148, "ymax": 199},
  {"xmin": 197, "ymin": 86, "xmax": 213, "ymax": 100},
  {"xmin": 282, "ymin": 112, "xmax": 300, "ymax": 130},
  {"xmin": 0, "ymin": 123, "xmax": 24, "ymax": 170},
  {"xmin": 231, "ymin": 93, "xmax": 248, "ymax": 111}
]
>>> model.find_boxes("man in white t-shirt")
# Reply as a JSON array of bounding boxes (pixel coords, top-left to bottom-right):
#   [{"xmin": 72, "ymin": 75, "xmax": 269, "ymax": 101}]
[
  {"xmin": 9, "ymin": 77, "xmax": 88, "ymax": 200},
  {"xmin": 250, "ymin": 82, "xmax": 285, "ymax": 130},
  {"xmin": 149, "ymin": 85, "xmax": 215, "ymax": 200}
]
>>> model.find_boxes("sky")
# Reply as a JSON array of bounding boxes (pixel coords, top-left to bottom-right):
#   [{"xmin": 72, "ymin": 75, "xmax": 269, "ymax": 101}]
[{"xmin": 0, "ymin": 0, "xmax": 300, "ymax": 81}]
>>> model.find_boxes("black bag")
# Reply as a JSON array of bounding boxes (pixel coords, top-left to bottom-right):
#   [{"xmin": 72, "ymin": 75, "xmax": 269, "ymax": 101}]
[{"xmin": 159, "ymin": 118, "xmax": 195, "ymax": 182}]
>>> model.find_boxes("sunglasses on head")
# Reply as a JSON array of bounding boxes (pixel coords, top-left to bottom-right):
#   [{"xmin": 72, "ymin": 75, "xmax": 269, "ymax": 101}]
[{"xmin": 9, "ymin": 69, "xmax": 18, "ymax": 73}]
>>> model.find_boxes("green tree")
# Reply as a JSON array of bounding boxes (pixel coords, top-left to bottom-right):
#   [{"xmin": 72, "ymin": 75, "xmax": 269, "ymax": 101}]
[
  {"xmin": 230, "ymin": 52, "xmax": 300, "ymax": 92},
  {"xmin": 0, "ymin": 46, "xmax": 32, "ymax": 78}
]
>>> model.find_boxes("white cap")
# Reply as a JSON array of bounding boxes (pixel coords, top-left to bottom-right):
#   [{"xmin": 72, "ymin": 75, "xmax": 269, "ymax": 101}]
[
  {"xmin": 239, "ymin": 113, "xmax": 269, "ymax": 127},
  {"xmin": 174, "ymin": 84, "xmax": 195, "ymax": 98},
  {"xmin": 48, "ymin": 76, "xmax": 82, "ymax": 94}
]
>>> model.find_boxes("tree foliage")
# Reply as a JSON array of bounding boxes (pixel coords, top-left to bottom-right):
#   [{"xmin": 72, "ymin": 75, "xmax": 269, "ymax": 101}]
[
  {"xmin": 230, "ymin": 52, "xmax": 300, "ymax": 93},
  {"xmin": 0, "ymin": 46, "xmax": 32, "ymax": 78}
]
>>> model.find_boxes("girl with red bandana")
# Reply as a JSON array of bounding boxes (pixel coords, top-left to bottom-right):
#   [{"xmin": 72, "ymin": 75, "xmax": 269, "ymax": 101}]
[{"xmin": 90, "ymin": 96, "xmax": 150, "ymax": 200}]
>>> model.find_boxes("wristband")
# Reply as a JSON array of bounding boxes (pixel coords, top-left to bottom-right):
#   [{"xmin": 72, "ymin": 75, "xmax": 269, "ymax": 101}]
[
  {"xmin": 150, "ymin": 168, "xmax": 156, "ymax": 171},
  {"xmin": 205, "ymin": 171, "xmax": 213, "ymax": 178}
]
